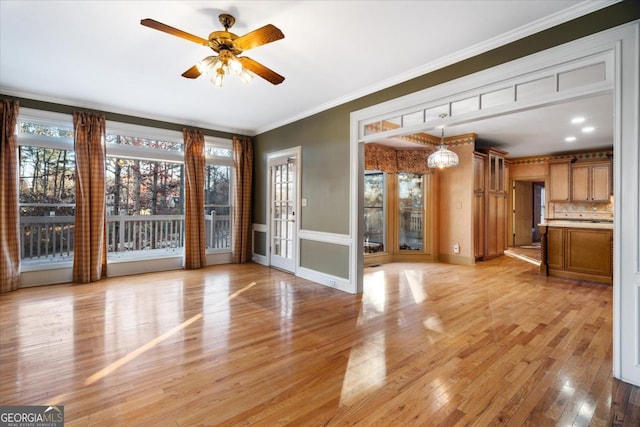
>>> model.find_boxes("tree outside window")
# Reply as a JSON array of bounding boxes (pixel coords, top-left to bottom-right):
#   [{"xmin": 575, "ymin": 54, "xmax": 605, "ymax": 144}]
[{"xmin": 18, "ymin": 122, "xmax": 76, "ymax": 263}]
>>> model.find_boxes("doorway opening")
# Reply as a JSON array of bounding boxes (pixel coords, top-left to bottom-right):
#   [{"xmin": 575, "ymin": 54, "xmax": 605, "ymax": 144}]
[
  {"xmin": 509, "ymin": 180, "xmax": 545, "ymax": 264},
  {"xmin": 513, "ymin": 180, "xmax": 545, "ymax": 248}
]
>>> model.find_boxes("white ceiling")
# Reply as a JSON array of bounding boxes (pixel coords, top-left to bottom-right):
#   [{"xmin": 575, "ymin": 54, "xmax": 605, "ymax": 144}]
[
  {"xmin": 0, "ymin": 1, "xmax": 616, "ymax": 158},
  {"xmin": 440, "ymin": 92, "xmax": 613, "ymax": 158}
]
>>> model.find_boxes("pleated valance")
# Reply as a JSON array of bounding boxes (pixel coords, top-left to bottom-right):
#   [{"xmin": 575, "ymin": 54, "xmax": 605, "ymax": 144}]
[{"xmin": 365, "ymin": 143, "xmax": 432, "ymax": 175}]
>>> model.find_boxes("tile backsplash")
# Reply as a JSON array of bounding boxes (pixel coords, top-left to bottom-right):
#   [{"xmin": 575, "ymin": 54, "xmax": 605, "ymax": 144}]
[{"xmin": 550, "ymin": 200, "xmax": 613, "ymax": 221}]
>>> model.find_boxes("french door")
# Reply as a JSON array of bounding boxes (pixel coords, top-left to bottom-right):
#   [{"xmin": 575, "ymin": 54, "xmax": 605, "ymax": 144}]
[{"xmin": 268, "ymin": 152, "xmax": 297, "ymax": 272}]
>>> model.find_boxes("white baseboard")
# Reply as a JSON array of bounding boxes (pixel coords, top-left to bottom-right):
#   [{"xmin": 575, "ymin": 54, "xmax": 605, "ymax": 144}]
[
  {"xmin": 296, "ymin": 266, "xmax": 354, "ymax": 294},
  {"xmin": 20, "ymin": 267, "xmax": 72, "ymax": 287},
  {"xmin": 252, "ymin": 253, "xmax": 269, "ymax": 266}
]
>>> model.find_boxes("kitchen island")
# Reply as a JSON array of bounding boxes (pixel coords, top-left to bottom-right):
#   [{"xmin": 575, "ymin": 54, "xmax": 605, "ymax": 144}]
[{"xmin": 539, "ymin": 220, "xmax": 613, "ymax": 285}]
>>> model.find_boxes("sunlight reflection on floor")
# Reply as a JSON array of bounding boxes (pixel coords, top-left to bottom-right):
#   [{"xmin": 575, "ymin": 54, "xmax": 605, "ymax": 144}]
[{"xmin": 339, "ymin": 331, "xmax": 387, "ymax": 406}]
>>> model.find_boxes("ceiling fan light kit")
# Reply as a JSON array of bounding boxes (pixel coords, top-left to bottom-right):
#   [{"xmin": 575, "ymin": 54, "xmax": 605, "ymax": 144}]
[
  {"xmin": 195, "ymin": 52, "xmax": 253, "ymax": 87},
  {"xmin": 141, "ymin": 13, "xmax": 284, "ymax": 87}
]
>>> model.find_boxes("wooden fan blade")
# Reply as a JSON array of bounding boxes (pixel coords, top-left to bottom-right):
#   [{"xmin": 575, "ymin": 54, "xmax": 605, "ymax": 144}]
[
  {"xmin": 239, "ymin": 56, "xmax": 285, "ymax": 85},
  {"xmin": 182, "ymin": 65, "xmax": 202, "ymax": 79},
  {"xmin": 234, "ymin": 24, "xmax": 284, "ymax": 51},
  {"xmin": 141, "ymin": 18, "xmax": 208, "ymax": 46}
]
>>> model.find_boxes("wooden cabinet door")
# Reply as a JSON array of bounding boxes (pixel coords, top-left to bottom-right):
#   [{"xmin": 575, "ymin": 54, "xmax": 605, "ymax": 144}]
[
  {"xmin": 590, "ymin": 163, "xmax": 611, "ymax": 201},
  {"xmin": 473, "ymin": 193, "xmax": 484, "ymax": 259},
  {"xmin": 564, "ymin": 228, "xmax": 612, "ymax": 276},
  {"xmin": 571, "ymin": 165, "xmax": 590, "ymax": 201},
  {"xmin": 546, "ymin": 227, "xmax": 564, "ymax": 270},
  {"xmin": 473, "ymin": 153, "xmax": 486, "ymax": 260},
  {"xmin": 485, "ymin": 193, "xmax": 506, "ymax": 259},
  {"xmin": 474, "ymin": 154, "xmax": 485, "ymax": 192},
  {"xmin": 548, "ymin": 161, "xmax": 570, "ymax": 201},
  {"xmin": 570, "ymin": 161, "xmax": 611, "ymax": 201},
  {"xmin": 496, "ymin": 194, "xmax": 507, "ymax": 252},
  {"xmin": 486, "ymin": 195, "xmax": 498, "ymax": 258},
  {"xmin": 475, "ymin": 149, "xmax": 507, "ymax": 260}
]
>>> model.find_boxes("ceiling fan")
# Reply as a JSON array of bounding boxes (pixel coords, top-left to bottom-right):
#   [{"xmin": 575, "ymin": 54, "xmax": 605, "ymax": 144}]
[{"xmin": 140, "ymin": 13, "xmax": 285, "ymax": 86}]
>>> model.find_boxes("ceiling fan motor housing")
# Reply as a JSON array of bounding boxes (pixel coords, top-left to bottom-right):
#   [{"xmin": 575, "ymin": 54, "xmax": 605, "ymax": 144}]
[{"xmin": 208, "ymin": 31, "xmax": 242, "ymax": 55}]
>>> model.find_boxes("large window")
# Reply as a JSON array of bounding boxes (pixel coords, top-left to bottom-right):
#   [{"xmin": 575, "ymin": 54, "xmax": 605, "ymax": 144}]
[
  {"xmin": 363, "ymin": 171, "xmax": 427, "ymax": 256},
  {"xmin": 204, "ymin": 145, "xmax": 232, "ymax": 251},
  {"xmin": 16, "ymin": 109, "xmax": 234, "ymax": 271},
  {"xmin": 105, "ymin": 159, "xmax": 185, "ymax": 258},
  {"xmin": 18, "ymin": 120, "xmax": 76, "ymax": 266},
  {"xmin": 106, "ymin": 133, "xmax": 185, "ymax": 259},
  {"xmin": 398, "ymin": 173, "xmax": 424, "ymax": 251},
  {"xmin": 364, "ymin": 171, "xmax": 385, "ymax": 253}
]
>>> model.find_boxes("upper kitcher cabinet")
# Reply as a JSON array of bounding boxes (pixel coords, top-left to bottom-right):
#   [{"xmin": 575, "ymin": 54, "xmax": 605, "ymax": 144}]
[
  {"xmin": 547, "ymin": 157, "xmax": 612, "ymax": 203},
  {"xmin": 548, "ymin": 159, "xmax": 572, "ymax": 202},
  {"xmin": 571, "ymin": 161, "xmax": 611, "ymax": 202}
]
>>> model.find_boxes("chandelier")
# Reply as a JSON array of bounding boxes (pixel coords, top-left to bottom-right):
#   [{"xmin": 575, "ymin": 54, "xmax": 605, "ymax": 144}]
[
  {"xmin": 195, "ymin": 50, "xmax": 253, "ymax": 87},
  {"xmin": 427, "ymin": 127, "xmax": 459, "ymax": 169}
]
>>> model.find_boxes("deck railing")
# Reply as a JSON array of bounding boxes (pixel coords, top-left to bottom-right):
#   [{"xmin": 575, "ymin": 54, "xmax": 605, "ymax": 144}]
[
  {"xmin": 20, "ymin": 216, "xmax": 75, "ymax": 261},
  {"xmin": 20, "ymin": 213, "xmax": 231, "ymax": 263},
  {"xmin": 205, "ymin": 211, "xmax": 231, "ymax": 250},
  {"xmin": 106, "ymin": 215, "xmax": 185, "ymax": 252}
]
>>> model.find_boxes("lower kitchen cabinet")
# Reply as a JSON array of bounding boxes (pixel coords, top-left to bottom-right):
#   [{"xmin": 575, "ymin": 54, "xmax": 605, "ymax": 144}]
[
  {"xmin": 545, "ymin": 227, "xmax": 564, "ymax": 270},
  {"xmin": 539, "ymin": 224, "xmax": 612, "ymax": 285}
]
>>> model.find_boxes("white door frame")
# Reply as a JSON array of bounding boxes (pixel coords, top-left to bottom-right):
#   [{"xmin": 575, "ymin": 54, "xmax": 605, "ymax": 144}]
[
  {"xmin": 266, "ymin": 146, "xmax": 301, "ymax": 273},
  {"xmin": 350, "ymin": 22, "xmax": 640, "ymax": 384}
]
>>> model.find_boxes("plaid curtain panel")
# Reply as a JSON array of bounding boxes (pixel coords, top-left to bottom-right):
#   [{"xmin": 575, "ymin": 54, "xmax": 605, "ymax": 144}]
[
  {"xmin": 0, "ymin": 99, "xmax": 20, "ymax": 293},
  {"xmin": 232, "ymin": 136, "xmax": 253, "ymax": 263},
  {"xmin": 183, "ymin": 128, "xmax": 206, "ymax": 269},
  {"xmin": 72, "ymin": 111, "xmax": 107, "ymax": 283}
]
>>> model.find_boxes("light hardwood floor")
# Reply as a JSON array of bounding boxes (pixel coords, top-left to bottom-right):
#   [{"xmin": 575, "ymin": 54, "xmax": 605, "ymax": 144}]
[{"xmin": 1, "ymin": 257, "xmax": 639, "ymax": 426}]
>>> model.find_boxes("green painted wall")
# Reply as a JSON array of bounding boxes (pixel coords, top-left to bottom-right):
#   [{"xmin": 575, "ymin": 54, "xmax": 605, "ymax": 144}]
[
  {"xmin": 300, "ymin": 240, "xmax": 350, "ymax": 280},
  {"xmin": 253, "ymin": 107, "xmax": 352, "ymax": 232},
  {"xmin": 253, "ymin": 230, "xmax": 267, "ymax": 257}
]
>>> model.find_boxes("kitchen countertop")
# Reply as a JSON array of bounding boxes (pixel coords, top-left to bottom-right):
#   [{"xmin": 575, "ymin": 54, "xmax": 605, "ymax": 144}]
[{"xmin": 539, "ymin": 220, "xmax": 613, "ymax": 229}]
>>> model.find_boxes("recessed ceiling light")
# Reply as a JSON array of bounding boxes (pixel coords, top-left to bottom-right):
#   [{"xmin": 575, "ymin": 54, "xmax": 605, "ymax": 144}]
[
  {"xmin": 565, "ymin": 136, "xmax": 577, "ymax": 142},
  {"xmin": 571, "ymin": 117, "xmax": 585, "ymax": 124},
  {"xmin": 582, "ymin": 126, "xmax": 595, "ymax": 133}
]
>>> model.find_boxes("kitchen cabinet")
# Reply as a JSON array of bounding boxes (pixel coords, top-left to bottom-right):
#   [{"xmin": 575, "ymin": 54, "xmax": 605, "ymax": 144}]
[
  {"xmin": 548, "ymin": 158, "xmax": 612, "ymax": 203},
  {"xmin": 485, "ymin": 148, "xmax": 508, "ymax": 259},
  {"xmin": 473, "ymin": 153, "xmax": 486, "ymax": 260},
  {"xmin": 547, "ymin": 159, "xmax": 571, "ymax": 202},
  {"xmin": 474, "ymin": 148, "xmax": 508, "ymax": 261},
  {"xmin": 539, "ymin": 223, "xmax": 612, "ymax": 284},
  {"xmin": 571, "ymin": 161, "xmax": 611, "ymax": 202},
  {"xmin": 565, "ymin": 228, "xmax": 612, "ymax": 277},
  {"xmin": 545, "ymin": 227, "xmax": 564, "ymax": 270}
]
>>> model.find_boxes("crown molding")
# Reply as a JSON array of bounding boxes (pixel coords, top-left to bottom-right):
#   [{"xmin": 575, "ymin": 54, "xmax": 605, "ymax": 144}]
[{"xmin": 509, "ymin": 150, "xmax": 614, "ymax": 165}]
